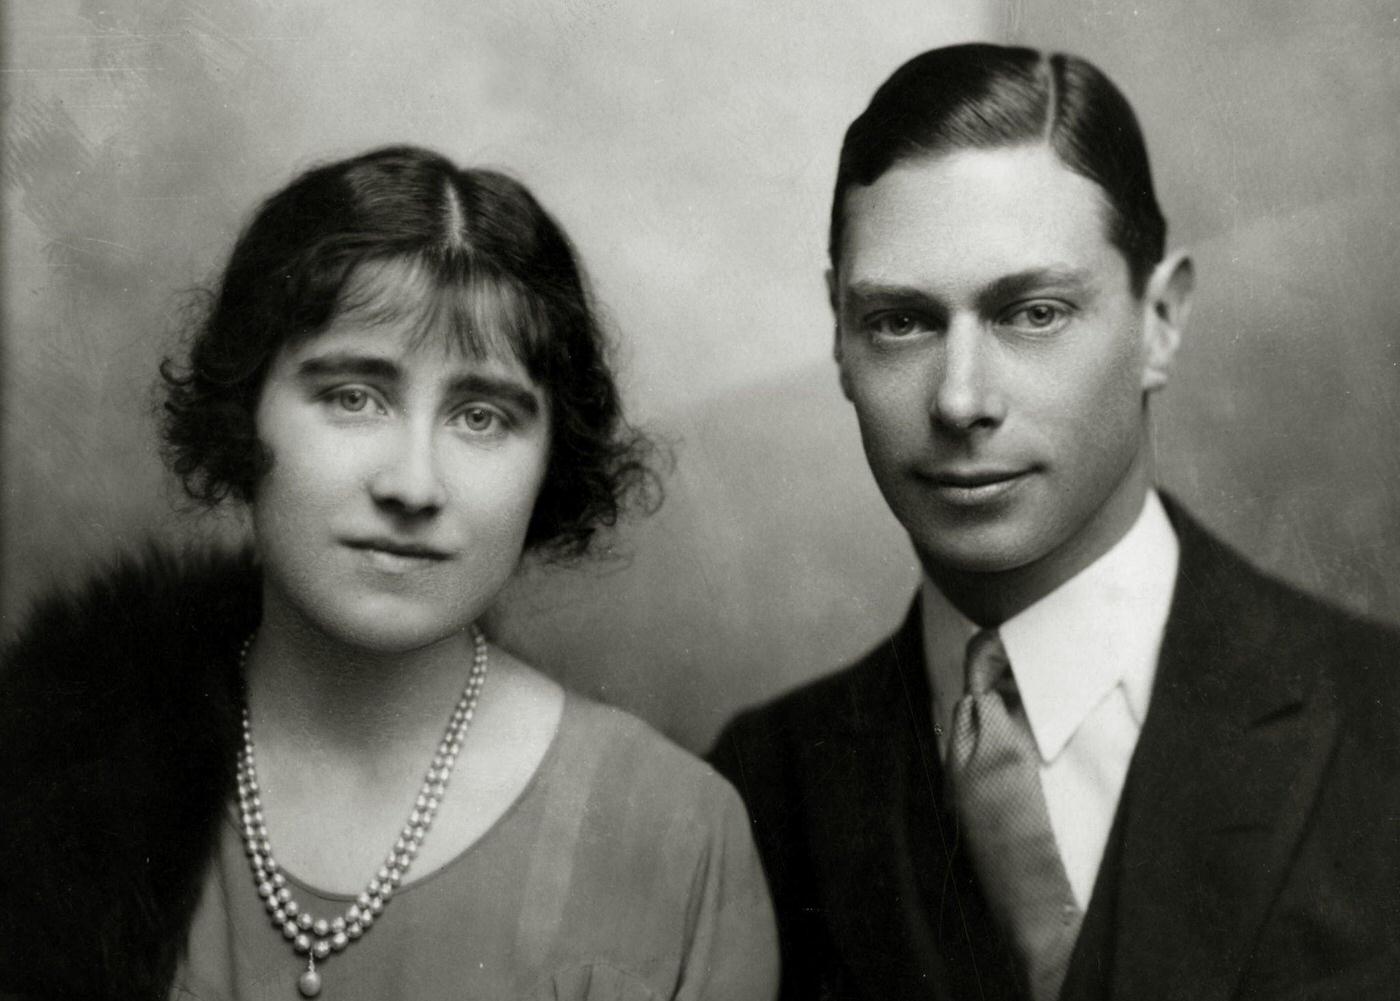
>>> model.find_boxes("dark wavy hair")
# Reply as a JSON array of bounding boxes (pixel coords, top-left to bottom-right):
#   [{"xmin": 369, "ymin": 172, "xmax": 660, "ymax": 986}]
[
  {"xmin": 831, "ymin": 44, "xmax": 1166, "ymax": 297},
  {"xmin": 160, "ymin": 145, "xmax": 659, "ymax": 559}
]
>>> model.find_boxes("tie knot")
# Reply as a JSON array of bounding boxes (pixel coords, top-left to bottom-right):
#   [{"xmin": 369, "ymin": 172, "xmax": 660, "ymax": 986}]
[{"xmin": 964, "ymin": 629, "xmax": 1011, "ymax": 696}]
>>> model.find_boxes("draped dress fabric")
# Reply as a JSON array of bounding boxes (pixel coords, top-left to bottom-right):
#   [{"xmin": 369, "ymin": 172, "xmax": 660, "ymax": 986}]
[{"xmin": 173, "ymin": 693, "xmax": 778, "ymax": 1001}]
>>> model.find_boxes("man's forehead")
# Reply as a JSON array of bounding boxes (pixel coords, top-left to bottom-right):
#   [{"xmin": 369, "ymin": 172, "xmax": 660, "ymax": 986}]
[{"xmin": 838, "ymin": 145, "xmax": 1122, "ymax": 291}]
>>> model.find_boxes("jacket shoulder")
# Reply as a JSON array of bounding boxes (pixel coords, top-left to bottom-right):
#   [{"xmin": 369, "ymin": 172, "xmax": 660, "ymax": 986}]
[
  {"xmin": 708, "ymin": 611, "xmax": 924, "ymax": 809},
  {"xmin": 1167, "ymin": 507, "xmax": 1400, "ymax": 758},
  {"xmin": 715, "ymin": 625, "xmax": 911, "ymax": 755},
  {"xmin": 1180, "ymin": 512, "xmax": 1400, "ymax": 669},
  {"xmin": 1266, "ymin": 579, "xmax": 1400, "ymax": 735}
]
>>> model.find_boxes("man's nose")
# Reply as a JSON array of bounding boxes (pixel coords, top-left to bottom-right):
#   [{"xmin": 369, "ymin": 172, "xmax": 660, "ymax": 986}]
[
  {"xmin": 931, "ymin": 319, "xmax": 1006, "ymax": 433},
  {"xmin": 369, "ymin": 422, "xmax": 447, "ymax": 516}
]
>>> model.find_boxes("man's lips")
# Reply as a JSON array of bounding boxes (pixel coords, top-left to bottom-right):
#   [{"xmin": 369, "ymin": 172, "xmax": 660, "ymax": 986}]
[
  {"xmin": 341, "ymin": 538, "xmax": 452, "ymax": 561},
  {"xmin": 922, "ymin": 467, "xmax": 1031, "ymax": 488},
  {"xmin": 916, "ymin": 466, "xmax": 1035, "ymax": 504}
]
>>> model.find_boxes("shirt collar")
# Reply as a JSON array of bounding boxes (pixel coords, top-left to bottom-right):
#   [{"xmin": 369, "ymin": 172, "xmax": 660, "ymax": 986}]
[{"xmin": 922, "ymin": 491, "xmax": 1179, "ymax": 763}]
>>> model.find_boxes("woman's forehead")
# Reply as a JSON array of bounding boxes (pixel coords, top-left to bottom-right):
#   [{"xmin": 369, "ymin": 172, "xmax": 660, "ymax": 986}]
[{"xmin": 330, "ymin": 256, "xmax": 544, "ymax": 367}]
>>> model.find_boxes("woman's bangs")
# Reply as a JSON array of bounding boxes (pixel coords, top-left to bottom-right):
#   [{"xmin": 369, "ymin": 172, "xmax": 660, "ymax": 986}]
[{"xmin": 333, "ymin": 255, "xmax": 547, "ymax": 371}]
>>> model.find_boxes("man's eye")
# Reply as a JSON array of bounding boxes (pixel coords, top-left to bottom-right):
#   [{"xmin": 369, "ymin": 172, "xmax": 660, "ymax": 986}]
[
  {"xmin": 866, "ymin": 312, "xmax": 926, "ymax": 338},
  {"xmin": 1005, "ymin": 302, "xmax": 1070, "ymax": 331}
]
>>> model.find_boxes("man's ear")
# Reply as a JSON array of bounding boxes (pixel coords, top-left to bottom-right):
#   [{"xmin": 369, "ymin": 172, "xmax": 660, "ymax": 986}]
[
  {"xmin": 1141, "ymin": 250, "xmax": 1193, "ymax": 392},
  {"xmin": 835, "ymin": 336, "xmax": 854, "ymax": 400},
  {"xmin": 826, "ymin": 269, "xmax": 853, "ymax": 400}
]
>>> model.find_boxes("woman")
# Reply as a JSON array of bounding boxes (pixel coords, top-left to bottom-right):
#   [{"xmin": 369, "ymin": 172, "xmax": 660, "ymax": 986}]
[{"xmin": 0, "ymin": 146, "xmax": 777, "ymax": 1001}]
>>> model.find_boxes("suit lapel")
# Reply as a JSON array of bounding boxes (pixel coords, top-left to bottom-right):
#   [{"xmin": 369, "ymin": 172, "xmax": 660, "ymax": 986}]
[{"xmin": 1105, "ymin": 505, "xmax": 1340, "ymax": 1001}]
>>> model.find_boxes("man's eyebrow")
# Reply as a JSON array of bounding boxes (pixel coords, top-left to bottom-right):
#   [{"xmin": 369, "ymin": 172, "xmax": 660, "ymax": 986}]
[
  {"xmin": 974, "ymin": 267, "xmax": 1096, "ymax": 312},
  {"xmin": 445, "ymin": 373, "xmax": 542, "ymax": 417},
  {"xmin": 844, "ymin": 269, "xmax": 1097, "ymax": 310},
  {"xmin": 295, "ymin": 354, "xmax": 401, "ymax": 382},
  {"xmin": 842, "ymin": 281, "xmax": 941, "ymax": 306}
]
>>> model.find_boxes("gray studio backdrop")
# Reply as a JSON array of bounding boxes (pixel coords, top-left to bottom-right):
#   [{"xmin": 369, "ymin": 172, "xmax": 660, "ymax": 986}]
[{"xmin": 4, "ymin": 0, "xmax": 1398, "ymax": 751}]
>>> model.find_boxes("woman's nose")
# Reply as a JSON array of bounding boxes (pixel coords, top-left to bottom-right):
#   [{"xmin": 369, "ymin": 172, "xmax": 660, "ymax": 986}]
[{"xmin": 369, "ymin": 425, "xmax": 447, "ymax": 516}]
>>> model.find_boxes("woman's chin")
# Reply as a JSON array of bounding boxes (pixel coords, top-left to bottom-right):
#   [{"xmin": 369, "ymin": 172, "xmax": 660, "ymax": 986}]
[{"xmin": 295, "ymin": 601, "xmax": 479, "ymax": 657}]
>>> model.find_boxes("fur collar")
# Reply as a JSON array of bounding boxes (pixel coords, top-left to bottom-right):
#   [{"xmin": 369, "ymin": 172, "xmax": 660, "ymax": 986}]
[{"xmin": 0, "ymin": 548, "xmax": 260, "ymax": 1000}]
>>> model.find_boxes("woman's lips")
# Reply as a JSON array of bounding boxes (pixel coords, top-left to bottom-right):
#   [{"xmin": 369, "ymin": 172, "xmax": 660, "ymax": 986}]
[{"xmin": 342, "ymin": 538, "xmax": 452, "ymax": 571}]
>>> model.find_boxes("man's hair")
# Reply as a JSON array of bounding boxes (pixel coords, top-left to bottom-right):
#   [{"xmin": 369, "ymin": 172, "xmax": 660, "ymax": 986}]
[
  {"xmin": 160, "ymin": 145, "xmax": 658, "ymax": 560},
  {"xmin": 830, "ymin": 43, "xmax": 1166, "ymax": 297}
]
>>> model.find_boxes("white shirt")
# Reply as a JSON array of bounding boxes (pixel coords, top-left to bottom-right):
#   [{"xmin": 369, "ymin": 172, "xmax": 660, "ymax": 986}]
[{"xmin": 921, "ymin": 491, "xmax": 1179, "ymax": 908}]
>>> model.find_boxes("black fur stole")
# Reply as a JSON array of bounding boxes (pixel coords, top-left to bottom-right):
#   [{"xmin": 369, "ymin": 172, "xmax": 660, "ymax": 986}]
[{"xmin": 0, "ymin": 548, "xmax": 260, "ymax": 1000}]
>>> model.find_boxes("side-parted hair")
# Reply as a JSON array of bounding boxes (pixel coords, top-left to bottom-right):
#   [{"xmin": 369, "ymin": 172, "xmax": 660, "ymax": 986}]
[
  {"xmin": 161, "ymin": 145, "xmax": 658, "ymax": 559},
  {"xmin": 831, "ymin": 43, "xmax": 1166, "ymax": 297}
]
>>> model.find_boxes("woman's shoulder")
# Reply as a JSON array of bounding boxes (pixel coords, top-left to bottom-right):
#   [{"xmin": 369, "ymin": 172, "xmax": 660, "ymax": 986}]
[
  {"xmin": 561, "ymin": 693, "xmax": 734, "ymax": 784},
  {"xmin": 552, "ymin": 693, "xmax": 748, "ymax": 829},
  {"xmin": 521, "ymin": 694, "xmax": 778, "ymax": 1000}
]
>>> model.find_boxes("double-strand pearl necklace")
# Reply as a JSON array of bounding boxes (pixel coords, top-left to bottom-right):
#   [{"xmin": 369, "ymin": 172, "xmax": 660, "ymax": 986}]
[{"xmin": 236, "ymin": 626, "xmax": 489, "ymax": 998}]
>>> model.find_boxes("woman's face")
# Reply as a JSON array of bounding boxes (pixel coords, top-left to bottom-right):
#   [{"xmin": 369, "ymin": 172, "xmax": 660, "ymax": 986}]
[{"xmin": 251, "ymin": 272, "xmax": 551, "ymax": 654}]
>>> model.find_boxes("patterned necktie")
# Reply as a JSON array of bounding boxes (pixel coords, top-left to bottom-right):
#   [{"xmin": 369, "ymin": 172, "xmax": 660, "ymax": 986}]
[{"xmin": 948, "ymin": 629, "xmax": 1082, "ymax": 1001}]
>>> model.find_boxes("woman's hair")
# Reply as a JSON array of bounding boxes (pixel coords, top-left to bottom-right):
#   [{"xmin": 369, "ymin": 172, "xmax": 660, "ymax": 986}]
[
  {"xmin": 160, "ymin": 145, "xmax": 658, "ymax": 559},
  {"xmin": 830, "ymin": 43, "xmax": 1166, "ymax": 297}
]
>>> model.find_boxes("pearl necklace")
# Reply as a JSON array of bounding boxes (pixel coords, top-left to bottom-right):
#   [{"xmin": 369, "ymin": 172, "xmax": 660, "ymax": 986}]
[{"xmin": 236, "ymin": 627, "xmax": 489, "ymax": 998}]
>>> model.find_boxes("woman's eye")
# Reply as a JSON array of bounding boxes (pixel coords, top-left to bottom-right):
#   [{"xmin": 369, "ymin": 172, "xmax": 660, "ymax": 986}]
[
  {"xmin": 333, "ymin": 387, "xmax": 372, "ymax": 412},
  {"xmin": 457, "ymin": 406, "xmax": 501, "ymax": 433}
]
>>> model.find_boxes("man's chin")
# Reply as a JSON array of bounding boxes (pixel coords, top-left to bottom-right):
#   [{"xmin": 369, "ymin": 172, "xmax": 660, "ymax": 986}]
[
  {"xmin": 916, "ymin": 548, "xmax": 1036, "ymax": 579},
  {"xmin": 908, "ymin": 520, "xmax": 1046, "ymax": 579}
]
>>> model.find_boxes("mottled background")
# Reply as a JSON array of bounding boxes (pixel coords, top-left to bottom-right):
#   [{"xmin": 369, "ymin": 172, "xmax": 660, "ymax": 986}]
[{"xmin": 4, "ymin": 0, "xmax": 1398, "ymax": 751}]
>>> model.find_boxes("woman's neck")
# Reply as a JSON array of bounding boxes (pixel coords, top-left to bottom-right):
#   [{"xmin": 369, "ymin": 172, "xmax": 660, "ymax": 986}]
[
  {"xmin": 243, "ymin": 596, "xmax": 480, "ymax": 769},
  {"xmin": 232, "ymin": 590, "xmax": 565, "ymax": 893}
]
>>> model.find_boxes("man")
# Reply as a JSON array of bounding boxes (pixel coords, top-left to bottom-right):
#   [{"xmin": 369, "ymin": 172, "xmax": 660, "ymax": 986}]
[{"xmin": 710, "ymin": 43, "xmax": 1400, "ymax": 1001}]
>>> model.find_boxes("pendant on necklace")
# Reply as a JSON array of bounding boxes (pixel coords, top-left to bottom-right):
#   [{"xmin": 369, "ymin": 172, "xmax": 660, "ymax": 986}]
[{"xmin": 298, "ymin": 957, "xmax": 323, "ymax": 998}]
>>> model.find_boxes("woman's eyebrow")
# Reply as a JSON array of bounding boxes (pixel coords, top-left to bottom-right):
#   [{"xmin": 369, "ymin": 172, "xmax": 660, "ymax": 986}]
[
  {"xmin": 446, "ymin": 373, "xmax": 542, "ymax": 417},
  {"xmin": 295, "ymin": 354, "xmax": 401, "ymax": 382},
  {"xmin": 295, "ymin": 355, "xmax": 542, "ymax": 416}
]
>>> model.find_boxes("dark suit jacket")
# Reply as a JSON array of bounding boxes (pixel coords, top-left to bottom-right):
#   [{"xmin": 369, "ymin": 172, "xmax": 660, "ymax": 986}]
[{"xmin": 710, "ymin": 503, "xmax": 1400, "ymax": 1001}]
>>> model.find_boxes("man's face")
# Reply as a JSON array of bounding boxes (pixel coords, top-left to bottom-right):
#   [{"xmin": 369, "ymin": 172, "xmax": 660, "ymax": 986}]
[{"xmin": 832, "ymin": 144, "xmax": 1159, "ymax": 583}]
